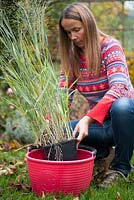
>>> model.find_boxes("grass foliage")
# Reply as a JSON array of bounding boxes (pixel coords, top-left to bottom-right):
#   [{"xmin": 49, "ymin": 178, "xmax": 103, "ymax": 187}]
[
  {"xmin": 0, "ymin": 149, "xmax": 134, "ymax": 200},
  {"xmin": 0, "ymin": 2, "xmax": 72, "ymax": 146}
]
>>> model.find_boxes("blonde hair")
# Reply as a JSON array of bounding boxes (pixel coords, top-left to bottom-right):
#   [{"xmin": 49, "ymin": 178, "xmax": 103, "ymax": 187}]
[{"xmin": 59, "ymin": 3, "xmax": 103, "ymax": 77}]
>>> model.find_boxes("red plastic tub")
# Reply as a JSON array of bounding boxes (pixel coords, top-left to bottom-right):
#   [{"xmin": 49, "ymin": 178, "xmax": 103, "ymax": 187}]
[{"xmin": 26, "ymin": 149, "xmax": 95, "ymax": 196}]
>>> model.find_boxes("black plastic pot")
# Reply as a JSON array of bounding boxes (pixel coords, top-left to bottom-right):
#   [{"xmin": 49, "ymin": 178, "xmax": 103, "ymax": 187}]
[
  {"xmin": 29, "ymin": 139, "xmax": 77, "ymax": 161},
  {"xmin": 44, "ymin": 139, "xmax": 77, "ymax": 161}
]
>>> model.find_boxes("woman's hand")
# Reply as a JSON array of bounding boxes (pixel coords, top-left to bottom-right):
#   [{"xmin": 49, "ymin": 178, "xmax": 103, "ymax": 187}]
[{"xmin": 72, "ymin": 116, "xmax": 93, "ymax": 147}]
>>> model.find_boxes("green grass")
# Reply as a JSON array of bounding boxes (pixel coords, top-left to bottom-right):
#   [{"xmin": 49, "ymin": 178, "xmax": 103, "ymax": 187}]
[{"xmin": 0, "ymin": 150, "xmax": 134, "ymax": 200}]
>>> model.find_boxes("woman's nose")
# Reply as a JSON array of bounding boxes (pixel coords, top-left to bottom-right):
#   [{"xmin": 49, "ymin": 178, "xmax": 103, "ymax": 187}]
[{"xmin": 70, "ymin": 32, "xmax": 77, "ymax": 41}]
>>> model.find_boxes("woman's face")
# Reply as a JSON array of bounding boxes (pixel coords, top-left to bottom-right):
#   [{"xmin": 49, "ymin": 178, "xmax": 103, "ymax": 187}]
[{"xmin": 61, "ymin": 18, "xmax": 85, "ymax": 49}]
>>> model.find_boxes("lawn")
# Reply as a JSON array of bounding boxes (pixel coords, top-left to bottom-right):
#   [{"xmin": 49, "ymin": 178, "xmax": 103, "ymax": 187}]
[
  {"xmin": 0, "ymin": 143, "xmax": 134, "ymax": 200},
  {"xmin": 0, "ymin": 88, "xmax": 134, "ymax": 200}
]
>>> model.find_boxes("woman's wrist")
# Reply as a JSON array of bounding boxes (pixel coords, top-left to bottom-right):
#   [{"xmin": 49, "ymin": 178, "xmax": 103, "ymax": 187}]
[{"xmin": 83, "ymin": 115, "xmax": 94, "ymax": 124}]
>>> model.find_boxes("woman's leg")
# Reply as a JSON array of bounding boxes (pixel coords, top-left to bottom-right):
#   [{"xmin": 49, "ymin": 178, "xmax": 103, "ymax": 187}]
[
  {"xmin": 69, "ymin": 118, "xmax": 114, "ymax": 159},
  {"xmin": 109, "ymin": 97, "xmax": 134, "ymax": 176}
]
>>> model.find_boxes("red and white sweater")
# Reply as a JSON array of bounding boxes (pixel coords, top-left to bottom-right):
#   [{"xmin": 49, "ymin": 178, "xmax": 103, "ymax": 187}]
[{"xmin": 59, "ymin": 37, "xmax": 134, "ymax": 124}]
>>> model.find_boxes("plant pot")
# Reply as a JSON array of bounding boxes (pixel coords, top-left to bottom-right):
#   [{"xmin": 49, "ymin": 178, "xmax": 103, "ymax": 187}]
[
  {"xmin": 29, "ymin": 139, "xmax": 77, "ymax": 161},
  {"xmin": 26, "ymin": 148, "xmax": 95, "ymax": 196},
  {"xmin": 44, "ymin": 139, "xmax": 77, "ymax": 161}
]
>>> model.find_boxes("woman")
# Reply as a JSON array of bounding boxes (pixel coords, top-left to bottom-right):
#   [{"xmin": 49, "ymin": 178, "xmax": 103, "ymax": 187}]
[{"xmin": 58, "ymin": 2, "xmax": 134, "ymax": 188}]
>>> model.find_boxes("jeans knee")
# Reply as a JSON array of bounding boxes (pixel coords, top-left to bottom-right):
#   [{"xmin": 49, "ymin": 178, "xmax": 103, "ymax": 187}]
[{"xmin": 110, "ymin": 98, "xmax": 133, "ymax": 120}]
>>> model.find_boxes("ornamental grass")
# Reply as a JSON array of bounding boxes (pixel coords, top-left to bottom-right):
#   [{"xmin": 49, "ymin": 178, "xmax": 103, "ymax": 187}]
[{"xmin": 0, "ymin": 2, "xmax": 73, "ymax": 147}]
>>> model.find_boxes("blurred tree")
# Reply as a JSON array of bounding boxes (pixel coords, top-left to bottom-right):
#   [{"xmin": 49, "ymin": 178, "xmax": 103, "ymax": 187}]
[{"xmin": 90, "ymin": 1, "xmax": 128, "ymax": 42}]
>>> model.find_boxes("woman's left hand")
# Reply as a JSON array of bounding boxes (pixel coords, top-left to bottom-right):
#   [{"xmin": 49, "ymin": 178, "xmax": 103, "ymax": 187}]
[{"xmin": 72, "ymin": 116, "xmax": 93, "ymax": 147}]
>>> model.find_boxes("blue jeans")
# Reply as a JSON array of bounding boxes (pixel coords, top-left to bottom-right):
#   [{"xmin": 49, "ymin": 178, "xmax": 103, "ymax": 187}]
[{"xmin": 69, "ymin": 97, "xmax": 134, "ymax": 176}]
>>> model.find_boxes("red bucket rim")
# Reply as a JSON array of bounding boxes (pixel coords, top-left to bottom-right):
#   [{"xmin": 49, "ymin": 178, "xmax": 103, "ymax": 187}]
[{"xmin": 26, "ymin": 149, "xmax": 95, "ymax": 165}]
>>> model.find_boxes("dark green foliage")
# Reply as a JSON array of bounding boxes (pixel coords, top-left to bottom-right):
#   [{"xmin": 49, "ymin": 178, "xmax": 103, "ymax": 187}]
[
  {"xmin": 0, "ymin": 0, "xmax": 20, "ymax": 79},
  {"xmin": 1, "ymin": 0, "xmax": 19, "ymax": 31},
  {"xmin": 0, "ymin": 88, "xmax": 14, "ymax": 134},
  {"xmin": 5, "ymin": 110, "xmax": 35, "ymax": 144},
  {"xmin": 1, "ymin": 1, "xmax": 20, "ymax": 49}
]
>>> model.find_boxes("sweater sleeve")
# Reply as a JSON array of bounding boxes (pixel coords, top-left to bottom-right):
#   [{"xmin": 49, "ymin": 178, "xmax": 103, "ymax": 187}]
[{"xmin": 86, "ymin": 41, "xmax": 130, "ymax": 124}]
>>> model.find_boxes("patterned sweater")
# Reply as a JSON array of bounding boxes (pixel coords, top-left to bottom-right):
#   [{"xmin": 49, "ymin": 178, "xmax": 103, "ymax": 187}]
[{"xmin": 59, "ymin": 37, "xmax": 134, "ymax": 124}]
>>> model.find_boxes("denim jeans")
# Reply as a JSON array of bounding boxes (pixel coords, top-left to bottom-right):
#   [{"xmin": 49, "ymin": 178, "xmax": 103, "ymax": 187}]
[{"xmin": 69, "ymin": 97, "xmax": 134, "ymax": 176}]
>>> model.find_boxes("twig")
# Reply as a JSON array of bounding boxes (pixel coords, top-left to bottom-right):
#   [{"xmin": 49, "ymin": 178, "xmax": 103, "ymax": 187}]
[{"xmin": 13, "ymin": 144, "xmax": 33, "ymax": 152}]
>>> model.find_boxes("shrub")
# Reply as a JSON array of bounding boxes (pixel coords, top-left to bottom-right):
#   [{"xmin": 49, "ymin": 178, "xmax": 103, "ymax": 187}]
[{"xmin": 125, "ymin": 50, "xmax": 134, "ymax": 86}]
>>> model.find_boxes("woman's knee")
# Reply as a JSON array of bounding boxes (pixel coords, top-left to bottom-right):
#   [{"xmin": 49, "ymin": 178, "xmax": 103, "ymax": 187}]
[{"xmin": 110, "ymin": 97, "xmax": 132, "ymax": 117}]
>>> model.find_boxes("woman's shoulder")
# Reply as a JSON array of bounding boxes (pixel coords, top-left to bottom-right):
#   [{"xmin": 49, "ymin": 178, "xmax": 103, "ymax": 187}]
[
  {"xmin": 102, "ymin": 35, "xmax": 121, "ymax": 50},
  {"xmin": 101, "ymin": 35, "xmax": 123, "ymax": 56}
]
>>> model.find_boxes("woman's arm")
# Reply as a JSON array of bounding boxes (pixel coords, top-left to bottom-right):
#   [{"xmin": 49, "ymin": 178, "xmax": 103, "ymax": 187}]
[
  {"xmin": 86, "ymin": 40, "xmax": 132, "ymax": 124},
  {"xmin": 73, "ymin": 39, "xmax": 133, "ymax": 143}
]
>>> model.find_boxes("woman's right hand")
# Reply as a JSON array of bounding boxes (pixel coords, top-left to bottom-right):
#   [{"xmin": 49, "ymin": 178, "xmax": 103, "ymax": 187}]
[{"xmin": 72, "ymin": 116, "xmax": 93, "ymax": 147}]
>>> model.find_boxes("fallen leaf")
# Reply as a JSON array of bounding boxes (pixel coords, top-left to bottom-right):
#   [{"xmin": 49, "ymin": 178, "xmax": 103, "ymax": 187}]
[
  {"xmin": 73, "ymin": 197, "xmax": 79, "ymax": 200},
  {"xmin": 0, "ymin": 164, "xmax": 5, "ymax": 168},
  {"xmin": 15, "ymin": 175, "xmax": 23, "ymax": 183},
  {"xmin": 0, "ymin": 139, "xmax": 22, "ymax": 152},
  {"xmin": 9, "ymin": 139, "xmax": 21, "ymax": 150},
  {"xmin": 0, "ymin": 167, "xmax": 14, "ymax": 176},
  {"xmin": 9, "ymin": 164, "xmax": 17, "ymax": 170},
  {"xmin": 0, "ymin": 169, "xmax": 7, "ymax": 176},
  {"xmin": 15, "ymin": 161, "xmax": 25, "ymax": 167},
  {"xmin": 0, "ymin": 163, "xmax": 17, "ymax": 176},
  {"xmin": 1, "ymin": 142, "xmax": 10, "ymax": 151},
  {"xmin": 116, "ymin": 192, "xmax": 121, "ymax": 200},
  {"xmin": 21, "ymin": 183, "xmax": 30, "ymax": 191},
  {"xmin": 9, "ymin": 181, "xmax": 31, "ymax": 191},
  {"xmin": 41, "ymin": 191, "xmax": 45, "ymax": 198}
]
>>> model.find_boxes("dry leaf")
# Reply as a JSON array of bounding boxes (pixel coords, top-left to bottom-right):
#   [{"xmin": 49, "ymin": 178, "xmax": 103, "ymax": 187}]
[
  {"xmin": 0, "ymin": 163, "xmax": 18, "ymax": 176},
  {"xmin": 0, "ymin": 164, "xmax": 5, "ymax": 168},
  {"xmin": 41, "ymin": 191, "xmax": 46, "ymax": 198},
  {"xmin": 0, "ymin": 167, "xmax": 14, "ymax": 176},
  {"xmin": 0, "ymin": 139, "xmax": 21, "ymax": 152},
  {"xmin": 9, "ymin": 164, "xmax": 17, "ymax": 170},
  {"xmin": 9, "ymin": 181, "xmax": 30, "ymax": 191},
  {"xmin": 9, "ymin": 139, "xmax": 21, "ymax": 150},
  {"xmin": 9, "ymin": 175, "xmax": 31, "ymax": 191},
  {"xmin": 73, "ymin": 197, "xmax": 79, "ymax": 200},
  {"xmin": 116, "ymin": 192, "xmax": 121, "ymax": 200},
  {"xmin": 0, "ymin": 169, "xmax": 8, "ymax": 176},
  {"xmin": 15, "ymin": 175, "xmax": 23, "ymax": 183},
  {"xmin": 15, "ymin": 161, "xmax": 25, "ymax": 167}
]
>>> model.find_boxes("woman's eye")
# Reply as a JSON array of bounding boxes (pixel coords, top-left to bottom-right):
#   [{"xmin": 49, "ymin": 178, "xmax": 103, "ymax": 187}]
[
  {"xmin": 74, "ymin": 28, "xmax": 80, "ymax": 32},
  {"xmin": 75, "ymin": 29, "xmax": 80, "ymax": 32},
  {"xmin": 67, "ymin": 31, "xmax": 71, "ymax": 35},
  {"xmin": 66, "ymin": 28, "xmax": 81, "ymax": 35}
]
